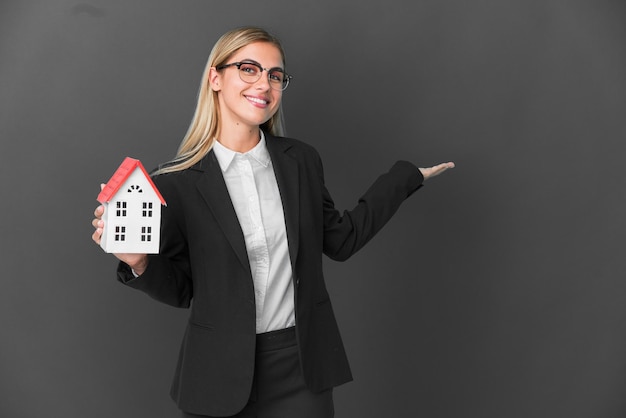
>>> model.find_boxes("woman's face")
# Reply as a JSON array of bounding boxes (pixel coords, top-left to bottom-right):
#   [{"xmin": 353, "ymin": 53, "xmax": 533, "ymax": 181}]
[{"xmin": 211, "ymin": 42, "xmax": 284, "ymax": 132}]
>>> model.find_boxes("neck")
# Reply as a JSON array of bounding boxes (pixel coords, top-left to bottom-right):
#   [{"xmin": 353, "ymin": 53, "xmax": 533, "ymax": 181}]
[{"xmin": 216, "ymin": 125, "xmax": 261, "ymax": 153}]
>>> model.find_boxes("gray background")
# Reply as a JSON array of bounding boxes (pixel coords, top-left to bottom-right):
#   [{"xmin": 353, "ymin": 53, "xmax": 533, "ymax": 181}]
[{"xmin": 1, "ymin": 0, "xmax": 625, "ymax": 417}]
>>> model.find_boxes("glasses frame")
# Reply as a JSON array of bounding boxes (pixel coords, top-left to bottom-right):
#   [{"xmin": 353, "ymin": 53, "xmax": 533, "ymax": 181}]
[{"xmin": 216, "ymin": 60, "xmax": 293, "ymax": 91}]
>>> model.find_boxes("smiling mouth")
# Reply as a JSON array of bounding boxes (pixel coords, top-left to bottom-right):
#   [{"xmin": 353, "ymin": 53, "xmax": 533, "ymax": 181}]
[{"xmin": 245, "ymin": 96, "xmax": 269, "ymax": 105}]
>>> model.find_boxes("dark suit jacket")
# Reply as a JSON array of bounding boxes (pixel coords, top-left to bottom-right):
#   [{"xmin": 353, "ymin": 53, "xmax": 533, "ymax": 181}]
[{"xmin": 117, "ymin": 133, "xmax": 423, "ymax": 416}]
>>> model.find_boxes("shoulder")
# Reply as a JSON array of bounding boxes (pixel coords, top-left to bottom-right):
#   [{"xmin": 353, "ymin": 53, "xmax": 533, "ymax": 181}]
[
  {"xmin": 151, "ymin": 152, "xmax": 216, "ymax": 181},
  {"xmin": 265, "ymin": 133, "xmax": 322, "ymax": 162},
  {"xmin": 147, "ymin": 171, "xmax": 183, "ymax": 208},
  {"xmin": 149, "ymin": 157, "xmax": 208, "ymax": 198},
  {"xmin": 151, "ymin": 167, "xmax": 190, "ymax": 187}
]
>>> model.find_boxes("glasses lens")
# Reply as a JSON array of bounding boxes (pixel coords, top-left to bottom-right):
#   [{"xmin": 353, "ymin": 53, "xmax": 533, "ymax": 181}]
[
  {"xmin": 268, "ymin": 69, "xmax": 285, "ymax": 84},
  {"xmin": 238, "ymin": 63, "xmax": 261, "ymax": 82},
  {"xmin": 269, "ymin": 69, "xmax": 290, "ymax": 91}
]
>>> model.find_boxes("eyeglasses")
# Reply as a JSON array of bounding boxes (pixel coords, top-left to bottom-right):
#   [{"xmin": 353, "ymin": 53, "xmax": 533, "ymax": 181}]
[{"xmin": 216, "ymin": 61, "xmax": 293, "ymax": 91}]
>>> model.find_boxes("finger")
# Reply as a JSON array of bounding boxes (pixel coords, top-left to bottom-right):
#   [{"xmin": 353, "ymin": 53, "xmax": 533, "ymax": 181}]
[
  {"xmin": 94, "ymin": 205, "xmax": 104, "ymax": 218},
  {"xmin": 435, "ymin": 162, "xmax": 455, "ymax": 171},
  {"xmin": 432, "ymin": 162, "xmax": 455, "ymax": 173},
  {"xmin": 433, "ymin": 166, "xmax": 449, "ymax": 175},
  {"xmin": 92, "ymin": 229, "xmax": 102, "ymax": 245},
  {"xmin": 100, "ymin": 183, "xmax": 106, "ymax": 191}
]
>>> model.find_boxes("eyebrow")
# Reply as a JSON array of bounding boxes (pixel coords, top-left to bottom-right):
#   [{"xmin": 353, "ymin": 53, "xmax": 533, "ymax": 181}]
[{"xmin": 239, "ymin": 58, "xmax": 285, "ymax": 71}]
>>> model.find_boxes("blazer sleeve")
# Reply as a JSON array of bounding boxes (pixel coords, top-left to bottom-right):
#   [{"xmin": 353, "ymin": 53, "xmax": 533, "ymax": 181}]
[
  {"xmin": 321, "ymin": 157, "xmax": 424, "ymax": 262},
  {"xmin": 116, "ymin": 174, "xmax": 193, "ymax": 308}
]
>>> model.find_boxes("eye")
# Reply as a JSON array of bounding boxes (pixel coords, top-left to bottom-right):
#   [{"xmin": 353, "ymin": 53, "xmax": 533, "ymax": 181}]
[
  {"xmin": 239, "ymin": 63, "xmax": 260, "ymax": 76},
  {"xmin": 268, "ymin": 69, "xmax": 285, "ymax": 83}
]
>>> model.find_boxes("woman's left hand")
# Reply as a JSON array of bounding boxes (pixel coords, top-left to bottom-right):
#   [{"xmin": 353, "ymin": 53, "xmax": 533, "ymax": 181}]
[{"xmin": 419, "ymin": 162, "xmax": 455, "ymax": 181}]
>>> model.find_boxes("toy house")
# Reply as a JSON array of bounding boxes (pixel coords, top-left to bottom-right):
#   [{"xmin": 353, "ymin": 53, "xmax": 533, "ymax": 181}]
[{"xmin": 97, "ymin": 157, "xmax": 166, "ymax": 254}]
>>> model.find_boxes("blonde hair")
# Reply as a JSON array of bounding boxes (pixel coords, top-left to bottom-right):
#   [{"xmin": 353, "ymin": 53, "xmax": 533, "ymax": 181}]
[{"xmin": 154, "ymin": 27, "xmax": 287, "ymax": 175}]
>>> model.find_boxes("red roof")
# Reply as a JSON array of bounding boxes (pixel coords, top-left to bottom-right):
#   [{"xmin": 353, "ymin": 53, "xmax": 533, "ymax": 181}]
[{"xmin": 97, "ymin": 157, "xmax": 166, "ymax": 205}]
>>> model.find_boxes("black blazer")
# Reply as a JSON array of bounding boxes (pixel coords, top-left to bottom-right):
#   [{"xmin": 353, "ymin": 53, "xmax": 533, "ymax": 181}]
[{"xmin": 117, "ymin": 133, "xmax": 423, "ymax": 416}]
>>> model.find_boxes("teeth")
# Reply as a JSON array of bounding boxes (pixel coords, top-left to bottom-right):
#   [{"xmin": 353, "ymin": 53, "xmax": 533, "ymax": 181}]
[{"xmin": 246, "ymin": 96, "xmax": 268, "ymax": 105}]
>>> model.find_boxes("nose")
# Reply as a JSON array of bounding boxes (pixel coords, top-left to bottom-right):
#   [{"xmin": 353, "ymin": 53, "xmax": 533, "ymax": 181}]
[{"xmin": 254, "ymin": 71, "xmax": 271, "ymax": 91}]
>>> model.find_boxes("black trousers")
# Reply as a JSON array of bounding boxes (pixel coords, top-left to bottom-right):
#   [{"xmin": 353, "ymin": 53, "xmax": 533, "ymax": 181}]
[{"xmin": 182, "ymin": 327, "xmax": 334, "ymax": 418}]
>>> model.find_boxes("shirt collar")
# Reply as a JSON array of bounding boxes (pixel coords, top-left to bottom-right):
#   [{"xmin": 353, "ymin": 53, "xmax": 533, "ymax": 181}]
[{"xmin": 213, "ymin": 130, "xmax": 271, "ymax": 172}]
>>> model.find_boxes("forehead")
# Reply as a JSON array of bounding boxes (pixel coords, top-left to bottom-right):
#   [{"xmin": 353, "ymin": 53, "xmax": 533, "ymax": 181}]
[{"xmin": 229, "ymin": 42, "xmax": 284, "ymax": 67}]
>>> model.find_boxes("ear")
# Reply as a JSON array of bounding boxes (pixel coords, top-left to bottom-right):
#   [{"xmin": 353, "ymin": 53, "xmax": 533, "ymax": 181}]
[{"xmin": 208, "ymin": 67, "xmax": 221, "ymax": 92}]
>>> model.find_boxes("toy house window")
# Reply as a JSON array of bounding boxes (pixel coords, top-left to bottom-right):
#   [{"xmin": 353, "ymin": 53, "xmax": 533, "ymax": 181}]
[
  {"xmin": 128, "ymin": 185, "xmax": 143, "ymax": 193},
  {"xmin": 116, "ymin": 201, "xmax": 127, "ymax": 217},
  {"xmin": 115, "ymin": 226, "xmax": 126, "ymax": 241},
  {"xmin": 142, "ymin": 202, "xmax": 153, "ymax": 217},
  {"xmin": 141, "ymin": 226, "xmax": 152, "ymax": 242}
]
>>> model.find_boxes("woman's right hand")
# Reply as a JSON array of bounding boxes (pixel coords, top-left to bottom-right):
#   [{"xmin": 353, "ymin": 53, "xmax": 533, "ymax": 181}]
[{"xmin": 92, "ymin": 187, "xmax": 149, "ymax": 275}]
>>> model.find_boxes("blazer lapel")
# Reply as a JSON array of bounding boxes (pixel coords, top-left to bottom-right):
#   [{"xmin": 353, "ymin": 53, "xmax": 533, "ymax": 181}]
[
  {"xmin": 194, "ymin": 151, "xmax": 251, "ymax": 275},
  {"xmin": 266, "ymin": 134, "xmax": 300, "ymax": 268}
]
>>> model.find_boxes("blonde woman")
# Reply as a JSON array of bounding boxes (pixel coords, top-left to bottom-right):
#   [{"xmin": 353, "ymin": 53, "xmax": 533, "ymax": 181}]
[{"xmin": 92, "ymin": 26, "xmax": 454, "ymax": 418}]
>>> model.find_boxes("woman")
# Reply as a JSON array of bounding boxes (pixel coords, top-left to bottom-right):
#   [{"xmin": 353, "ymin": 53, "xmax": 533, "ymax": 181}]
[{"xmin": 92, "ymin": 26, "xmax": 454, "ymax": 418}]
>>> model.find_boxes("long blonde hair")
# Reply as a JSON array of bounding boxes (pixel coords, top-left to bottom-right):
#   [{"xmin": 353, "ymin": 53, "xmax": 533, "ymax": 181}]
[{"xmin": 154, "ymin": 27, "xmax": 287, "ymax": 175}]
